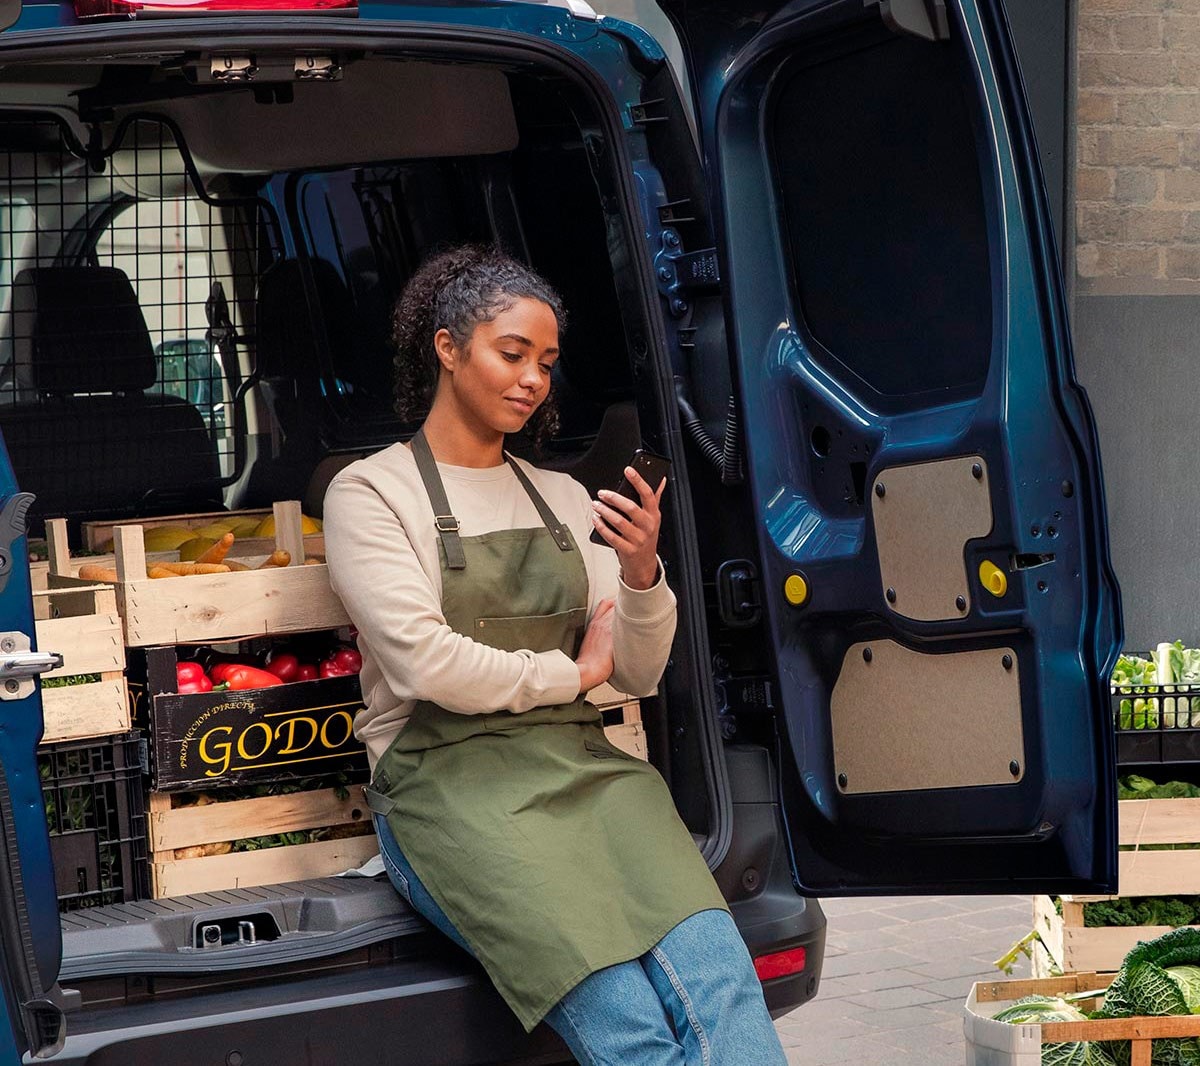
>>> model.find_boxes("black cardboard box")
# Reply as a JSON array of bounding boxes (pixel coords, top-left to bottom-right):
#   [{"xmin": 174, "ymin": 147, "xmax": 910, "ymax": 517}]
[{"xmin": 130, "ymin": 646, "xmax": 368, "ymax": 791}]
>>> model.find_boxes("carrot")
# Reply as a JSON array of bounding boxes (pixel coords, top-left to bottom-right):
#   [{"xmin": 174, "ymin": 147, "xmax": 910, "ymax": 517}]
[
  {"xmin": 77, "ymin": 564, "xmax": 119, "ymax": 582},
  {"xmin": 225, "ymin": 560, "xmax": 251, "ymax": 572},
  {"xmin": 196, "ymin": 532, "xmax": 235, "ymax": 564},
  {"xmin": 257, "ymin": 550, "xmax": 290, "ymax": 569},
  {"xmin": 148, "ymin": 566, "xmax": 182, "ymax": 579},
  {"xmin": 154, "ymin": 561, "xmax": 232, "ymax": 576}
]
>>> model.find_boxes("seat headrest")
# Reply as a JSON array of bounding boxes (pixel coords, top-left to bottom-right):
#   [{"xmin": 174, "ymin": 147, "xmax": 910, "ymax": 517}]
[
  {"xmin": 256, "ymin": 258, "xmax": 353, "ymax": 379},
  {"xmin": 12, "ymin": 267, "xmax": 156, "ymax": 395}
]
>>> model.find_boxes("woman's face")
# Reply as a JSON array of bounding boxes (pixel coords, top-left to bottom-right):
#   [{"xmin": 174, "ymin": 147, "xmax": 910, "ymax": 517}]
[{"xmin": 436, "ymin": 296, "xmax": 560, "ymax": 437}]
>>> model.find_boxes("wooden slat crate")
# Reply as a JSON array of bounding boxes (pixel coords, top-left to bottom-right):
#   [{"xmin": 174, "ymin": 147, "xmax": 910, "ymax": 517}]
[
  {"xmin": 1034, "ymin": 794, "xmax": 1200, "ymax": 974},
  {"xmin": 48, "ymin": 502, "xmax": 349, "ymax": 647},
  {"xmin": 35, "ymin": 584, "xmax": 130, "ymax": 743},
  {"xmin": 149, "ymin": 786, "xmax": 377, "ymax": 898},
  {"xmin": 82, "ymin": 508, "xmax": 324, "ymax": 561},
  {"xmin": 83, "ymin": 507, "xmax": 273, "ymax": 552},
  {"xmin": 592, "ymin": 682, "xmax": 648, "ymax": 761},
  {"xmin": 965, "ymin": 972, "xmax": 1199, "ymax": 1066}
]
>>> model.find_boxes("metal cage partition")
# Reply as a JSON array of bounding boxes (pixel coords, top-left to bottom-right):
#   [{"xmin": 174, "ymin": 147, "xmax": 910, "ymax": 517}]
[{"xmin": 0, "ymin": 113, "xmax": 282, "ymax": 542}]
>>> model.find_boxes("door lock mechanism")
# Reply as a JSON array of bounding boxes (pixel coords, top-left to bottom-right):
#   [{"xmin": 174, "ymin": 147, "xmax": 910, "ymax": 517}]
[{"xmin": 0, "ymin": 632, "xmax": 61, "ymax": 700}]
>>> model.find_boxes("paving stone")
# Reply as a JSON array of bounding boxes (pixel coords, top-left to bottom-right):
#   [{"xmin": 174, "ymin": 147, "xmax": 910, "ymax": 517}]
[
  {"xmin": 824, "ymin": 927, "xmax": 913, "ymax": 953},
  {"xmin": 843, "ymin": 984, "xmax": 945, "ymax": 1010},
  {"xmin": 774, "ymin": 895, "xmax": 1031, "ymax": 1063},
  {"xmin": 821, "ymin": 908, "xmax": 910, "ymax": 933},
  {"xmin": 878, "ymin": 899, "xmax": 971, "ymax": 921},
  {"xmin": 818, "ymin": 948, "xmax": 923, "ymax": 978},
  {"xmin": 854, "ymin": 1002, "xmax": 951, "ymax": 1031},
  {"xmin": 820, "ymin": 967, "xmax": 936, "ymax": 993}
]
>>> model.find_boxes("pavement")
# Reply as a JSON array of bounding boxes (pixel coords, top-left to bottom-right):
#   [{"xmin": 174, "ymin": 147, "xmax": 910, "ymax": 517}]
[{"xmin": 773, "ymin": 894, "xmax": 1035, "ymax": 1065}]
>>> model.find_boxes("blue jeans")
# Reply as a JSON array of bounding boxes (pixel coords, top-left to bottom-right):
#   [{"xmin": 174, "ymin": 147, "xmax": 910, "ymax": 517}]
[{"xmin": 373, "ymin": 813, "xmax": 787, "ymax": 1065}]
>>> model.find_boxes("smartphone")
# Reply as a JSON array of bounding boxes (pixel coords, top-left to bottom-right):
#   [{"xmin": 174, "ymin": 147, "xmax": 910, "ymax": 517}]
[{"xmin": 589, "ymin": 448, "xmax": 672, "ymax": 546}]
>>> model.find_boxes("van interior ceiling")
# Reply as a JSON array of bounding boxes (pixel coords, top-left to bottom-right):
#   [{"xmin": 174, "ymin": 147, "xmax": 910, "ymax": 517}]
[{"xmin": 0, "ymin": 47, "xmax": 727, "ymax": 989}]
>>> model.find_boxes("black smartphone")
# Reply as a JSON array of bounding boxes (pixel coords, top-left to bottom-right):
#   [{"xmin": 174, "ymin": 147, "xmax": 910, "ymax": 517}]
[{"xmin": 589, "ymin": 448, "xmax": 672, "ymax": 546}]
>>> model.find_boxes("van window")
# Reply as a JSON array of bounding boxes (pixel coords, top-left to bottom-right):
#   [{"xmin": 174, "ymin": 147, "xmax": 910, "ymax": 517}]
[{"xmin": 770, "ymin": 31, "xmax": 992, "ymax": 404}]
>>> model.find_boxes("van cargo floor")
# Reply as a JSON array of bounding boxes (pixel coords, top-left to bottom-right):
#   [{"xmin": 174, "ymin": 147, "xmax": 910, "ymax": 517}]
[{"xmin": 58, "ymin": 875, "xmax": 423, "ymax": 980}]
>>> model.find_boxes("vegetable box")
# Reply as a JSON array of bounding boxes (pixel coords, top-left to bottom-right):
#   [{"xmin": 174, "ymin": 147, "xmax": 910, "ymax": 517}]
[
  {"xmin": 46, "ymin": 502, "xmax": 348, "ymax": 647},
  {"xmin": 963, "ymin": 972, "xmax": 1200, "ymax": 1066},
  {"xmin": 1034, "ymin": 794, "xmax": 1200, "ymax": 974},
  {"xmin": 148, "ymin": 784, "xmax": 376, "ymax": 898},
  {"xmin": 131, "ymin": 644, "xmax": 369, "ymax": 791},
  {"xmin": 34, "ymin": 584, "xmax": 130, "ymax": 744}
]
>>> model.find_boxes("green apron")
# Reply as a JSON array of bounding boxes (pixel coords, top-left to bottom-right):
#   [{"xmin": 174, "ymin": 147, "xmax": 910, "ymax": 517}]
[{"xmin": 364, "ymin": 430, "xmax": 726, "ymax": 1031}]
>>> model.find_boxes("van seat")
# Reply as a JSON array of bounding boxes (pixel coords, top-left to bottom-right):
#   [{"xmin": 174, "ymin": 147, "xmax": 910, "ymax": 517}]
[{"xmin": 2, "ymin": 266, "xmax": 222, "ymax": 538}]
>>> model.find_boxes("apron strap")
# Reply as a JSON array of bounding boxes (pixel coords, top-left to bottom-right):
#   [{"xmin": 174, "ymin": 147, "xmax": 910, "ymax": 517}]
[
  {"xmin": 504, "ymin": 455, "xmax": 574, "ymax": 553},
  {"xmin": 362, "ymin": 784, "xmax": 395, "ymax": 817},
  {"xmin": 410, "ymin": 429, "xmax": 467, "ymax": 570}
]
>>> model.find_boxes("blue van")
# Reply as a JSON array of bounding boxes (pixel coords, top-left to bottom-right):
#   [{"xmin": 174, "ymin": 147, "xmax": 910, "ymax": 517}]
[{"xmin": 0, "ymin": 0, "xmax": 1120, "ymax": 1060}]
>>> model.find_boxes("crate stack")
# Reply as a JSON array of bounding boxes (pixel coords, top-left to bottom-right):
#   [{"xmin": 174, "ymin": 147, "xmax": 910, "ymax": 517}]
[
  {"xmin": 37, "ymin": 499, "xmax": 650, "ymax": 908},
  {"xmin": 1034, "ymin": 682, "xmax": 1200, "ymax": 976}
]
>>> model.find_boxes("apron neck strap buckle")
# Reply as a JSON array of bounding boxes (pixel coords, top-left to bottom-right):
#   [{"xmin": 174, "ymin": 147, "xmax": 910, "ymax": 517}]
[{"xmin": 435, "ymin": 515, "xmax": 461, "ymax": 534}]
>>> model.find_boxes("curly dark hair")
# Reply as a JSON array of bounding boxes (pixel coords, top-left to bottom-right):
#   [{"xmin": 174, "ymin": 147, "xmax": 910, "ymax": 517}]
[{"xmin": 392, "ymin": 244, "xmax": 566, "ymax": 449}]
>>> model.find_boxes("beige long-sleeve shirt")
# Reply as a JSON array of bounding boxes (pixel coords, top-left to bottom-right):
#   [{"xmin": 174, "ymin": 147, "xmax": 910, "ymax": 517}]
[{"xmin": 323, "ymin": 442, "xmax": 677, "ymax": 769}]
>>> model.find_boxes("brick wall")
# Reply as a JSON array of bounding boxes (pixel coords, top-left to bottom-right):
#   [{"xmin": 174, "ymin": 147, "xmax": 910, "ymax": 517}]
[{"xmin": 1076, "ymin": 0, "xmax": 1200, "ymax": 291}]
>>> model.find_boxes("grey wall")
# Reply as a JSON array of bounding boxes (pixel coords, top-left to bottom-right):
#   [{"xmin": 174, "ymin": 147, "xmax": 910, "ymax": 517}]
[{"xmin": 1073, "ymin": 296, "xmax": 1200, "ymax": 651}]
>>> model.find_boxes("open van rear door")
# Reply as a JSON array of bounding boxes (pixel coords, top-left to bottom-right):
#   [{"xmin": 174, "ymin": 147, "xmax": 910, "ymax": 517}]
[{"xmin": 663, "ymin": 0, "xmax": 1123, "ymax": 893}]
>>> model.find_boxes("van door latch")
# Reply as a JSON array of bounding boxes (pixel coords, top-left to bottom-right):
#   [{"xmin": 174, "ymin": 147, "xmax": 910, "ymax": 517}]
[
  {"xmin": 654, "ymin": 231, "xmax": 719, "ymax": 317},
  {"xmin": 295, "ymin": 56, "xmax": 342, "ymax": 81},
  {"xmin": 211, "ymin": 56, "xmax": 258, "ymax": 83},
  {"xmin": 0, "ymin": 633, "xmax": 61, "ymax": 700},
  {"xmin": 716, "ymin": 559, "xmax": 762, "ymax": 629}
]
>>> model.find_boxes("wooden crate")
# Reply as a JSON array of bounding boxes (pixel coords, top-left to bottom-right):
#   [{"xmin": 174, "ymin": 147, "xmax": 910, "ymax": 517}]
[
  {"xmin": 83, "ymin": 507, "xmax": 273, "ymax": 552},
  {"xmin": 48, "ymin": 502, "xmax": 349, "ymax": 647},
  {"xmin": 1035, "ymin": 795, "xmax": 1200, "ymax": 973},
  {"xmin": 35, "ymin": 585, "xmax": 130, "ymax": 744},
  {"xmin": 149, "ymin": 786, "xmax": 376, "ymax": 898},
  {"xmin": 134, "ymin": 644, "xmax": 367, "ymax": 791},
  {"xmin": 966, "ymin": 972, "xmax": 1200, "ymax": 1066}
]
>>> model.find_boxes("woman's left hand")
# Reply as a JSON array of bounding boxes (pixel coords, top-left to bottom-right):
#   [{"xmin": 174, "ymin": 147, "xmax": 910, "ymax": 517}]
[{"xmin": 591, "ymin": 466, "xmax": 667, "ymax": 591}]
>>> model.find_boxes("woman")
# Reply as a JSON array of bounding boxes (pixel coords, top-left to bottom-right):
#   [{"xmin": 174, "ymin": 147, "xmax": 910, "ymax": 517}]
[{"xmin": 324, "ymin": 245, "xmax": 787, "ymax": 1064}]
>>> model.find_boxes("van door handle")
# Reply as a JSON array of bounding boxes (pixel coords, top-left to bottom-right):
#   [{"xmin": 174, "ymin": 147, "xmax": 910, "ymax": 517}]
[{"xmin": 0, "ymin": 650, "xmax": 63, "ymax": 680}]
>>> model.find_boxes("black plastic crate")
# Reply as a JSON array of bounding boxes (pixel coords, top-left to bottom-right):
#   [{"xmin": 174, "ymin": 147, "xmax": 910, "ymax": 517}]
[
  {"xmin": 39, "ymin": 731, "xmax": 150, "ymax": 912},
  {"xmin": 1112, "ymin": 685, "xmax": 1200, "ymax": 765}
]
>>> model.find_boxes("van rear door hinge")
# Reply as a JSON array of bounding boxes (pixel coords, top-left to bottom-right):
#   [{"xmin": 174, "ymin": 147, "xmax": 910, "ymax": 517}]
[{"xmin": 654, "ymin": 230, "xmax": 719, "ymax": 317}]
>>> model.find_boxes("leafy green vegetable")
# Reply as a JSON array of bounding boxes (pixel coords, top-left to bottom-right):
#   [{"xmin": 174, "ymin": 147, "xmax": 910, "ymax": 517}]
[
  {"xmin": 1113, "ymin": 653, "xmax": 1160, "ymax": 729},
  {"xmin": 1095, "ymin": 927, "xmax": 1200, "ymax": 1064},
  {"xmin": 1084, "ymin": 897, "xmax": 1200, "ymax": 929},
  {"xmin": 993, "ymin": 997, "xmax": 1114, "ymax": 1064},
  {"xmin": 41, "ymin": 673, "xmax": 100, "ymax": 689},
  {"xmin": 1166, "ymin": 966, "xmax": 1200, "ymax": 1013}
]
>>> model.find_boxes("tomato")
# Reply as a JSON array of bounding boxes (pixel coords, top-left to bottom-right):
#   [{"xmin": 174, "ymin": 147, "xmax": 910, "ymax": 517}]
[
  {"xmin": 319, "ymin": 658, "xmax": 352, "ymax": 678},
  {"xmin": 332, "ymin": 648, "xmax": 363, "ymax": 673},
  {"xmin": 295, "ymin": 663, "xmax": 319, "ymax": 682},
  {"xmin": 265, "ymin": 653, "xmax": 299, "ymax": 682}
]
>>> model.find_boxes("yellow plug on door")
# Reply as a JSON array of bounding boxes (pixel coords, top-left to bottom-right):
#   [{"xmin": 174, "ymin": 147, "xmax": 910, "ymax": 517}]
[{"xmin": 979, "ymin": 559, "xmax": 1007, "ymax": 598}]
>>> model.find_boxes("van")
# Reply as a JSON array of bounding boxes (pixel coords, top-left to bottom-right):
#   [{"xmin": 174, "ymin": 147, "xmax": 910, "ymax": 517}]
[{"xmin": 0, "ymin": 0, "xmax": 1122, "ymax": 1060}]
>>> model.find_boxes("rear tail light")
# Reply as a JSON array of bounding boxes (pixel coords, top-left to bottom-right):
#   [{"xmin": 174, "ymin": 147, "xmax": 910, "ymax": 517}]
[
  {"xmin": 76, "ymin": 0, "xmax": 355, "ymax": 17},
  {"xmin": 753, "ymin": 946, "xmax": 807, "ymax": 982}
]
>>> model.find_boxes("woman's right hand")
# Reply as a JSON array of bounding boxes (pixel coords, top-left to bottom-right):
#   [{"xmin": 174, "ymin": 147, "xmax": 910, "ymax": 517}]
[{"xmin": 575, "ymin": 598, "xmax": 615, "ymax": 694}]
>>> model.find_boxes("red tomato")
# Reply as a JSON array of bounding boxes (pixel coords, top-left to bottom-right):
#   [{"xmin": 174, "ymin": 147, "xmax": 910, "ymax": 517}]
[
  {"xmin": 333, "ymin": 648, "xmax": 363, "ymax": 673},
  {"xmin": 319, "ymin": 658, "xmax": 352, "ymax": 679},
  {"xmin": 295, "ymin": 663, "xmax": 319, "ymax": 682},
  {"xmin": 265, "ymin": 653, "xmax": 299, "ymax": 682}
]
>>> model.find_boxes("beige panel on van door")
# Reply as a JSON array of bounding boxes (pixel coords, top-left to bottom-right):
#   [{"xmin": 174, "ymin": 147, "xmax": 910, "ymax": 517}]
[
  {"xmin": 871, "ymin": 455, "xmax": 993, "ymax": 622},
  {"xmin": 831, "ymin": 641, "xmax": 1024, "ymax": 794}
]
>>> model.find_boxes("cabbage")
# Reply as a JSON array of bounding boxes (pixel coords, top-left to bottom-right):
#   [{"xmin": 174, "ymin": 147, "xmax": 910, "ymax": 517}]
[
  {"xmin": 1166, "ymin": 966, "xmax": 1200, "ymax": 1013},
  {"xmin": 993, "ymin": 997, "xmax": 1114, "ymax": 1065},
  {"xmin": 1095, "ymin": 928, "xmax": 1200, "ymax": 1064}
]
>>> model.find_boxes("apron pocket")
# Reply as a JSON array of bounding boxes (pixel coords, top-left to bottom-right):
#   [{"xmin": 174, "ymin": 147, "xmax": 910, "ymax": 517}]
[{"xmin": 473, "ymin": 607, "xmax": 587, "ymax": 658}]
